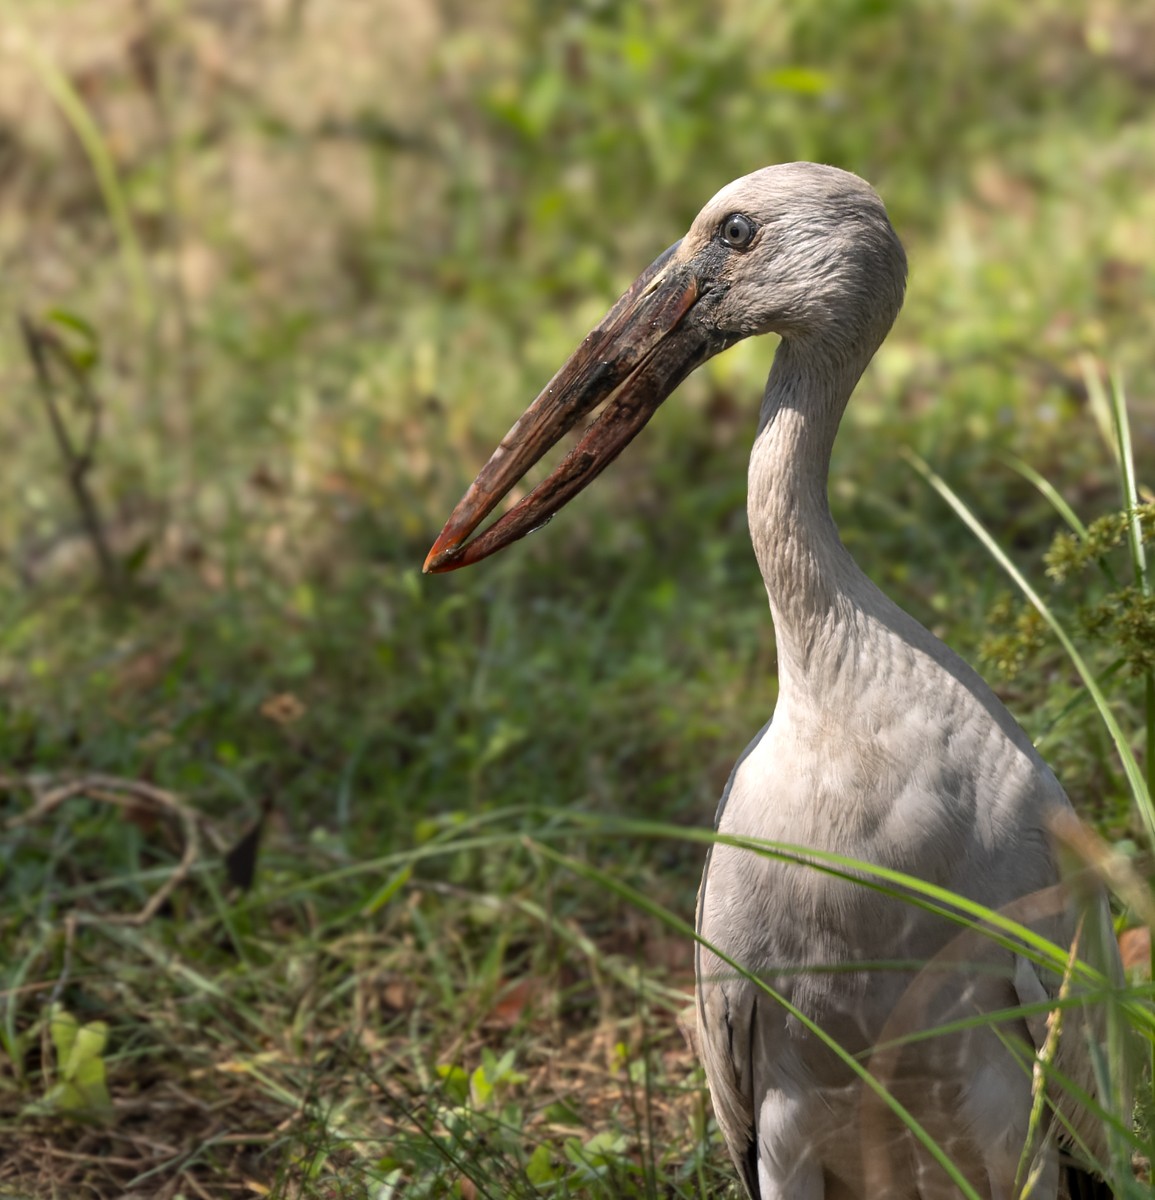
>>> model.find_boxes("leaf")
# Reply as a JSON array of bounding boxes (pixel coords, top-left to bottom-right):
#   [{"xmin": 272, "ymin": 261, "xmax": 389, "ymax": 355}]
[
  {"xmin": 45, "ymin": 308, "xmax": 101, "ymax": 371},
  {"xmin": 543, "ymin": 1098, "xmax": 582, "ymax": 1126},
  {"xmin": 477, "ymin": 720, "xmax": 527, "ymax": 770},
  {"xmin": 525, "ymin": 1143, "xmax": 556, "ymax": 1184},
  {"xmin": 40, "ymin": 1080, "xmax": 85, "ymax": 1113},
  {"xmin": 436, "ymin": 1063, "xmax": 469, "ymax": 1106},
  {"xmin": 564, "ymin": 1131, "xmax": 630, "ymax": 1172},
  {"xmin": 71, "ymin": 1047, "xmax": 113, "ymax": 1117},
  {"xmin": 122, "ymin": 538, "xmax": 152, "ymax": 577},
  {"xmin": 65, "ymin": 1020, "xmax": 109, "ymax": 1080},
  {"xmin": 764, "ymin": 66, "xmax": 831, "ymax": 95},
  {"xmin": 45, "ymin": 308, "xmax": 98, "ymax": 341},
  {"xmin": 469, "ymin": 1061, "xmax": 493, "ymax": 1108},
  {"xmin": 486, "ymin": 976, "xmax": 541, "ymax": 1026},
  {"xmin": 361, "ymin": 864, "xmax": 412, "ymax": 916},
  {"xmin": 49, "ymin": 1006, "xmax": 78, "ymax": 1066}
]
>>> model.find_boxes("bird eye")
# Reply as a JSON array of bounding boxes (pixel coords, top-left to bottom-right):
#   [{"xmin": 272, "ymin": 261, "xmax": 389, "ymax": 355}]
[{"xmin": 720, "ymin": 213, "xmax": 756, "ymax": 249}]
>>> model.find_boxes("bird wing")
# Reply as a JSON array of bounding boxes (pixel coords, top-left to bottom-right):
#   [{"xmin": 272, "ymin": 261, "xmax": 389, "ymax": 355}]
[
  {"xmin": 697, "ymin": 952, "xmax": 762, "ymax": 1197},
  {"xmin": 696, "ymin": 718, "xmax": 773, "ymax": 1198}
]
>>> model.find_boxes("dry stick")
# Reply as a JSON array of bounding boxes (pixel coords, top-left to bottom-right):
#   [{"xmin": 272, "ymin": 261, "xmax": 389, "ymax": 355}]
[
  {"xmin": 19, "ymin": 314, "xmax": 121, "ymax": 596},
  {"xmin": 173, "ymin": 1170, "xmax": 217, "ymax": 1200},
  {"xmin": 3, "ymin": 774, "xmax": 201, "ymax": 926}
]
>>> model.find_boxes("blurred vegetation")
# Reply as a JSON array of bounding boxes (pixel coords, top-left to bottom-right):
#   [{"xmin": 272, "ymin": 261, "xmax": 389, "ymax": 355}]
[{"xmin": 1, "ymin": 0, "xmax": 1154, "ymax": 1195}]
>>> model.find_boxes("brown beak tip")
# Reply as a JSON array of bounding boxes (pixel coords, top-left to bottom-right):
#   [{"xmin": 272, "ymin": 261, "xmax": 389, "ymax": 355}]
[
  {"xmin": 424, "ymin": 523, "xmax": 478, "ymax": 572},
  {"xmin": 422, "ymin": 542, "xmax": 457, "ymax": 574}
]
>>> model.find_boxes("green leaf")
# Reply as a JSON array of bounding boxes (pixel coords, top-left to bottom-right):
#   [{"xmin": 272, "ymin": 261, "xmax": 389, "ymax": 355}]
[
  {"xmin": 44, "ymin": 308, "xmax": 101, "ymax": 371},
  {"xmin": 543, "ymin": 1098, "xmax": 582, "ymax": 1125},
  {"xmin": 525, "ymin": 1143, "xmax": 556, "ymax": 1184},
  {"xmin": 64, "ymin": 1019, "xmax": 109, "ymax": 1081},
  {"xmin": 436, "ymin": 1063, "xmax": 468, "ymax": 1106},
  {"xmin": 45, "ymin": 308, "xmax": 98, "ymax": 341},
  {"xmin": 764, "ymin": 66, "xmax": 831, "ymax": 94},
  {"xmin": 49, "ymin": 1006, "xmax": 78, "ymax": 1066},
  {"xmin": 361, "ymin": 864, "xmax": 412, "ymax": 916},
  {"xmin": 71, "ymin": 1049, "xmax": 112, "ymax": 1116},
  {"xmin": 469, "ymin": 1061, "xmax": 493, "ymax": 1108},
  {"xmin": 41, "ymin": 1080, "xmax": 85, "ymax": 1112},
  {"xmin": 567, "ymin": 1131, "xmax": 629, "ymax": 1170},
  {"xmin": 478, "ymin": 720, "xmax": 527, "ymax": 770}
]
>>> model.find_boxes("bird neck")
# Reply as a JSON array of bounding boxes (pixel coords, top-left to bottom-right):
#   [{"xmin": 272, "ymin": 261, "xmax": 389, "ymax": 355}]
[{"xmin": 748, "ymin": 336, "xmax": 878, "ymax": 695}]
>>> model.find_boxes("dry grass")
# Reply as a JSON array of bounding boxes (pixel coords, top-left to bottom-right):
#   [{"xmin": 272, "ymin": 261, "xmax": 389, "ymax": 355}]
[{"xmin": 0, "ymin": 772, "xmax": 711, "ymax": 1198}]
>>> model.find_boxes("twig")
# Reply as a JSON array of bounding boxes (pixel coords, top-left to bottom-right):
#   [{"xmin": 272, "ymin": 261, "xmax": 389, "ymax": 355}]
[
  {"xmin": 19, "ymin": 313, "xmax": 122, "ymax": 596},
  {"xmin": 4, "ymin": 774, "xmax": 201, "ymax": 925},
  {"xmin": 175, "ymin": 1171, "xmax": 218, "ymax": 1200}
]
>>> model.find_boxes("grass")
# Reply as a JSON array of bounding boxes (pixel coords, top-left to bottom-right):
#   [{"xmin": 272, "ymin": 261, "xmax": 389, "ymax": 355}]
[{"xmin": 1, "ymin": 0, "xmax": 1154, "ymax": 1195}]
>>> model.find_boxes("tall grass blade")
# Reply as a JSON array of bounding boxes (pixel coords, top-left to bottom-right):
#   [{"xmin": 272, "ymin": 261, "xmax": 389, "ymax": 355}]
[
  {"xmin": 1003, "ymin": 454, "xmax": 1091, "ymax": 541},
  {"xmin": 1102, "ymin": 366, "xmax": 1155, "ymax": 1102},
  {"xmin": 1081, "ymin": 354, "xmax": 1118, "ymax": 471},
  {"xmin": 1105, "ymin": 372, "xmax": 1147, "ymax": 594},
  {"xmin": 530, "ymin": 839, "xmax": 987, "ymax": 1200},
  {"xmin": 902, "ymin": 449, "xmax": 1155, "ymax": 851},
  {"xmin": 15, "ymin": 32, "xmax": 154, "ymax": 328}
]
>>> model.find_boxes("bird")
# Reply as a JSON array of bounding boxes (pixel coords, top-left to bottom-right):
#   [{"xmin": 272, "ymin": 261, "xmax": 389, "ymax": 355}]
[{"xmin": 424, "ymin": 163, "xmax": 1126, "ymax": 1199}]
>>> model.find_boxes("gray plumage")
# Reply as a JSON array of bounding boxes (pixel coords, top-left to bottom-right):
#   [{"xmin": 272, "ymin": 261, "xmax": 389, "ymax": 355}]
[
  {"xmin": 424, "ymin": 161, "xmax": 1127, "ymax": 1200},
  {"xmin": 687, "ymin": 164, "xmax": 1120, "ymax": 1199}
]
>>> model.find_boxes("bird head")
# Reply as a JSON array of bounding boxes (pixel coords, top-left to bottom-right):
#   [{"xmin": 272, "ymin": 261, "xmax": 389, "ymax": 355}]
[{"xmin": 424, "ymin": 162, "xmax": 906, "ymax": 573}]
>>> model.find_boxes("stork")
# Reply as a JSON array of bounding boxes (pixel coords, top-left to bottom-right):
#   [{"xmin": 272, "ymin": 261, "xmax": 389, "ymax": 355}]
[{"xmin": 424, "ymin": 163, "xmax": 1124, "ymax": 1198}]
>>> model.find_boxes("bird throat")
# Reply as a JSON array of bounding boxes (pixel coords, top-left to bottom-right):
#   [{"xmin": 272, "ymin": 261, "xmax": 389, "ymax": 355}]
[{"xmin": 749, "ymin": 339, "xmax": 876, "ymax": 693}]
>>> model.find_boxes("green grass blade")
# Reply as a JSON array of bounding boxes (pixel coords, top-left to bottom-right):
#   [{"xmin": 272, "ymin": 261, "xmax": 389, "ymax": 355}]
[
  {"xmin": 16, "ymin": 32, "xmax": 153, "ymax": 327},
  {"xmin": 575, "ymin": 814, "xmax": 1122, "ymax": 988},
  {"xmin": 1107, "ymin": 371, "xmax": 1147, "ymax": 594},
  {"xmin": 530, "ymin": 839, "xmax": 987, "ymax": 1200},
  {"xmin": 1082, "ymin": 354, "xmax": 1119, "ymax": 471},
  {"xmin": 271, "ymin": 808, "xmax": 1126, "ymax": 995},
  {"xmin": 1003, "ymin": 454, "xmax": 1091, "ymax": 540},
  {"xmin": 1102, "ymin": 367, "xmax": 1155, "ymax": 1095},
  {"xmin": 902, "ymin": 449, "xmax": 1155, "ymax": 850}
]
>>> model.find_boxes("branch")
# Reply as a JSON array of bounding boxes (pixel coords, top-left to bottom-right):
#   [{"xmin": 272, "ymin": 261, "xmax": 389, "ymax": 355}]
[
  {"xmin": 3, "ymin": 773, "xmax": 202, "ymax": 926},
  {"xmin": 19, "ymin": 314, "xmax": 122, "ymax": 596}
]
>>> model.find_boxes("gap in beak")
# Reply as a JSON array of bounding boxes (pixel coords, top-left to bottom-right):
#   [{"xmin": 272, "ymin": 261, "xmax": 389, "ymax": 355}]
[{"xmin": 455, "ymin": 420, "xmax": 591, "ymax": 534}]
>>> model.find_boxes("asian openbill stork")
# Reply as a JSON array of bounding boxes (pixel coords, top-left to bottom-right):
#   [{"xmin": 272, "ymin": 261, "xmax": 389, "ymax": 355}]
[{"xmin": 424, "ymin": 163, "xmax": 1125, "ymax": 1199}]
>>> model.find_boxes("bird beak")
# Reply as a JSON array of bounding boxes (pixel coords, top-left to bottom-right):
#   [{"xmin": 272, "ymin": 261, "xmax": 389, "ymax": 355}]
[{"xmin": 424, "ymin": 241, "xmax": 723, "ymax": 573}]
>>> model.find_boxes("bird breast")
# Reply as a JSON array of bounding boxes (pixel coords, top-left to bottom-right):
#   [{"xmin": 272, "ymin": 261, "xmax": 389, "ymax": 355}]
[{"xmin": 700, "ymin": 610, "xmax": 1066, "ymax": 1004}]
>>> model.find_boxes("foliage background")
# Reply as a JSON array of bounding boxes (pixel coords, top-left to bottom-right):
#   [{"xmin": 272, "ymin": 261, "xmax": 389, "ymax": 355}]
[{"xmin": 1, "ymin": 0, "xmax": 1153, "ymax": 1196}]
